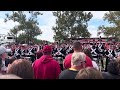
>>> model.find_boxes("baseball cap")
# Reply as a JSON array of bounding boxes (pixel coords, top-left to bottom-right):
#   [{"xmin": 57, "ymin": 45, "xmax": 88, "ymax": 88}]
[
  {"xmin": 42, "ymin": 45, "xmax": 52, "ymax": 53},
  {"xmin": 0, "ymin": 46, "xmax": 9, "ymax": 55}
]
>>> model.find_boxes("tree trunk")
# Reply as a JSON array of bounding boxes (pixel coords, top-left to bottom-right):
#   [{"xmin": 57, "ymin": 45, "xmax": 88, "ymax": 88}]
[{"xmin": 16, "ymin": 34, "xmax": 17, "ymax": 44}]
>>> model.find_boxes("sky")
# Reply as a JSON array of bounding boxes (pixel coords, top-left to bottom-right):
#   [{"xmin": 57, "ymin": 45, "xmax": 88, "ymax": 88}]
[{"xmin": 0, "ymin": 11, "xmax": 110, "ymax": 42}]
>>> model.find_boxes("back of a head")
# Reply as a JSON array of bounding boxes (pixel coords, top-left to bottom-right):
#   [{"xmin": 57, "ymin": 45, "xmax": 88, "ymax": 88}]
[
  {"xmin": 36, "ymin": 50, "xmax": 43, "ymax": 59},
  {"xmin": 73, "ymin": 42, "xmax": 82, "ymax": 51},
  {"xmin": 0, "ymin": 74, "xmax": 22, "ymax": 79},
  {"xmin": 42, "ymin": 45, "xmax": 52, "ymax": 55},
  {"xmin": 71, "ymin": 52, "xmax": 86, "ymax": 66},
  {"xmin": 75, "ymin": 67, "xmax": 103, "ymax": 79},
  {"xmin": 7, "ymin": 59, "xmax": 34, "ymax": 79},
  {"xmin": 107, "ymin": 60, "xmax": 120, "ymax": 75}
]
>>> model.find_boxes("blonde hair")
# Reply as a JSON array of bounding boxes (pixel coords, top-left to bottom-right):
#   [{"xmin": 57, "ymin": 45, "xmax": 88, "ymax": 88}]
[
  {"xmin": 75, "ymin": 67, "xmax": 103, "ymax": 79},
  {"xmin": 7, "ymin": 59, "xmax": 34, "ymax": 79},
  {"xmin": 0, "ymin": 74, "xmax": 22, "ymax": 79},
  {"xmin": 71, "ymin": 52, "xmax": 86, "ymax": 66}
]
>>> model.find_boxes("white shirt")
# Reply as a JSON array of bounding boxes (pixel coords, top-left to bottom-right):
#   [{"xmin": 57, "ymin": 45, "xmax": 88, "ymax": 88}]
[
  {"xmin": 92, "ymin": 61, "xmax": 99, "ymax": 70},
  {"xmin": 1, "ymin": 60, "xmax": 7, "ymax": 72}
]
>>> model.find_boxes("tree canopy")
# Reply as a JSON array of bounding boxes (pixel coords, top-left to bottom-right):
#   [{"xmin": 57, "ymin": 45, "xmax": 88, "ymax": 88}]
[
  {"xmin": 52, "ymin": 11, "xmax": 93, "ymax": 41},
  {"xmin": 4, "ymin": 11, "xmax": 42, "ymax": 44},
  {"xmin": 98, "ymin": 11, "xmax": 120, "ymax": 40}
]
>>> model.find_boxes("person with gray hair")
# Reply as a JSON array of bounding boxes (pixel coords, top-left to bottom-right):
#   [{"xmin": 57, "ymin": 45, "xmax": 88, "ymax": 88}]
[
  {"xmin": 0, "ymin": 46, "xmax": 10, "ymax": 74},
  {"xmin": 71, "ymin": 52, "xmax": 86, "ymax": 67},
  {"xmin": 59, "ymin": 52, "xmax": 86, "ymax": 79}
]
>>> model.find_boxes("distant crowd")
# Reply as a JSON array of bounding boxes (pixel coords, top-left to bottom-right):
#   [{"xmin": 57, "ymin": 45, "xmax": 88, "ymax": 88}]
[{"xmin": 0, "ymin": 41, "xmax": 120, "ymax": 79}]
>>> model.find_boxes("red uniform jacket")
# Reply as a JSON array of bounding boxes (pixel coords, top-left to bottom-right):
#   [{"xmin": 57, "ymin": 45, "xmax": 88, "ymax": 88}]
[{"xmin": 33, "ymin": 55, "xmax": 61, "ymax": 79}]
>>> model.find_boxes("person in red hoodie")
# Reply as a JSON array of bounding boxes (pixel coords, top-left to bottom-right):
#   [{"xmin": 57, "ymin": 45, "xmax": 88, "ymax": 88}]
[
  {"xmin": 32, "ymin": 45, "xmax": 61, "ymax": 79},
  {"xmin": 63, "ymin": 41, "xmax": 93, "ymax": 69}
]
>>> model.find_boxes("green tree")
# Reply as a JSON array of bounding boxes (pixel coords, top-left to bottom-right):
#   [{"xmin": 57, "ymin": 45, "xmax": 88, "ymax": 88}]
[
  {"xmin": 8, "ymin": 25, "xmax": 21, "ymax": 43},
  {"xmin": 98, "ymin": 11, "xmax": 120, "ymax": 40},
  {"xmin": 52, "ymin": 11, "xmax": 93, "ymax": 41},
  {"xmin": 4, "ymin": 11, "xmax": 42, "ymax": 44},
  {"xmin": 17, "ymin": 33, "xmax": 27, "ymax": 44},
  {"xmin": 17, "ymin": 34, "xmax": 43, "ymax": 44},
  {"xmin": 32, "ymin": 38, "xmax": 42, "ymax": 44}
]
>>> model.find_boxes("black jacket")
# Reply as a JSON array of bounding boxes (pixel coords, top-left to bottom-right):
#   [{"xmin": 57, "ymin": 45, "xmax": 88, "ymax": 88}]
[
  {"xmin": 5, "ymin": 58, "xmax": 10, "ymax": 67},
  {"xmin": 102, "ymin": 72, "xmax": 120, "ymax": 79}
]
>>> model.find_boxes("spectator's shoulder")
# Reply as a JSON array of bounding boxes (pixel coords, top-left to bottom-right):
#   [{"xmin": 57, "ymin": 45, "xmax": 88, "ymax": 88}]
[
  {"xmin": 33, "ymin": 59, "xmax": 39, "ymax": 64},
  {"xmin": 52, "ymin": 59, "xmax": 59, "ymax": 64},
  {"xmin": 59, "ymin": 69, "xmax": 71, "ymax": 79},
  {"xmin": 65, "ymin": 53, "xmax": 72, "ymax": 58},
  {"xmin": 102, "ymin": 72, "xmax": 111, "ymax": 79}
]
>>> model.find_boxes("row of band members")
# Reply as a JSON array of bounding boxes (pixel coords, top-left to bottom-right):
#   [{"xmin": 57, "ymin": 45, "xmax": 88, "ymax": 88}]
[
  {"xmin": 8, "ymin": 41, "xmax": 120, "ymax": 73},
  {"xmin": 0, "ymin": 42, "xmax": 120, "ymax": 79},
  {"xmin": 6, "ymin": 42, "xmax": 120, "ymax": 66}
]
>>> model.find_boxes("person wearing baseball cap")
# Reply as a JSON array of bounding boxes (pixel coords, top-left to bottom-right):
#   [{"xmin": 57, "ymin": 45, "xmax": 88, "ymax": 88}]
[
  {"xmin": 0, "ymin": 46, "xmax": 10, "ymax": 74},
  {"xmin": 0, "ymin": 46, "xmax": 7, "ymax": 55},
  {"xmin": 33, "ymin": 45, "xmax": 61, "ymax": 79}
]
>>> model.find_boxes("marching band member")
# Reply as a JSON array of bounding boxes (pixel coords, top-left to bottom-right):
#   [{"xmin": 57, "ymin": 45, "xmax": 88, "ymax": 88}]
[
  {"xmin": 105, "ymin": 45, "xmax": 116, "ymax": 72},
  {"xmin": 13, "ymin": 46, "xmax": 21, "ymax": 59},
  {"xmin": 26, "ymin": 45, "xmax": 36, "ymax": 63}
]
